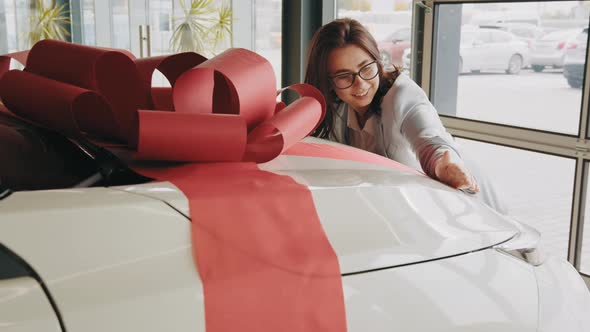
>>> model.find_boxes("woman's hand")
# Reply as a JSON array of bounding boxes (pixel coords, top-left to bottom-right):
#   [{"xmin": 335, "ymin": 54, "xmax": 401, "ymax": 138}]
[{"xmin": 434, "ymin": 150, "xmax": 480, "ymax": 193}]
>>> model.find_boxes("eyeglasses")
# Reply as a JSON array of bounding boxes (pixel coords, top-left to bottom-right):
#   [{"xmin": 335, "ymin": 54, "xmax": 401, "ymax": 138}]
[{"xmin": 329, "ymin": 61, "xmax": 379, "ymax": 89}]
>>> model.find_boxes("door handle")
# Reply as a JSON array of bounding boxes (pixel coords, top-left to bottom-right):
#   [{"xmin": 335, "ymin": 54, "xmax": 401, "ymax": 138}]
[
  {"xmin": 146, "ymin": 25, "xmax": 151, "ymax": 57},
  {"xmin": 138, "ymin": 25, "xmax": 151, "ymax": 58},
  {"xmin": 139, "ymin": 25, "xmax": 144, "ymax": 58}
]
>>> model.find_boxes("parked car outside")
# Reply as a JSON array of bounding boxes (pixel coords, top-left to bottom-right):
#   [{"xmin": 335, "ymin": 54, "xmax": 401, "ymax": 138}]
[
  {"xmin": 530, "ymin": 29, "xmax": 581, "ymax": 72},
  {"xmin": 402, "ymin": 28, "xmax": 530, "ymax": 75},
  {"xmin": 1, "ymin": 105, "xmax": 590, "ymax": 331},
  {"xmin": 377, "ymin": 27, "xmax": 411, "ymax": 67},
  {"xmin": 563, "ymin": 27, "xmax": 588, "ymax": 88},
  {"xmin": 402, "ymin": 46, "xmax": 411, "ymax": 72},
  {"xmin": 480, "ymin": 22, "xmax": 545, "ymax": 48},
  {"xmin": 460, "ymin": 28, "xmax": 530, "ymax": 74}
]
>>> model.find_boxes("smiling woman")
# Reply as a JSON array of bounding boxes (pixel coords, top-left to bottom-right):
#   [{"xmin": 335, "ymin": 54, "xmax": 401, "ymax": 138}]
[
  {"xmin": 305, "ymin": 18, "xmax": 506, "ymax": 213},
  {"xmin": 328, "ymin": 47, "xmax": 380, "ymax": 117}
]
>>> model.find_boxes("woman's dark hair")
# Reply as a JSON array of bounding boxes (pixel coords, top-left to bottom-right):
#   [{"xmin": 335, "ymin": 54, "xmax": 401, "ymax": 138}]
[{"xmin": 305, "ymin": 18, "xmax": 400, "ymax": 139}]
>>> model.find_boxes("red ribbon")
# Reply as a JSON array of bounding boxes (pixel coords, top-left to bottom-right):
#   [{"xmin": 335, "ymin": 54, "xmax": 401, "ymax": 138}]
[
  {"xmin": 0, "ymin": 40, "xmax": 347, "ymax": 332},
  {"xmin": 0, "ymin": 40, "xmax": 325, "ymax": 163}
]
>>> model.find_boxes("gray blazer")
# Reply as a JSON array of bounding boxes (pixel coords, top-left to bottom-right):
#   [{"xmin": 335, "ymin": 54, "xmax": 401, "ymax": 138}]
[
  {"xmin": 330, "ymin": 74, "xmax": 460, "ymax": 178},
  {"xmin": 329, "ymin": 74, "xmax": 506, "ymax": 213}
]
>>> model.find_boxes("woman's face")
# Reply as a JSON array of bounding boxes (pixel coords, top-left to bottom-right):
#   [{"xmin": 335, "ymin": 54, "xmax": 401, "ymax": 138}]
[{"xmin": 327, "ymin": 44, "xmax": 379, "ymax": 115}]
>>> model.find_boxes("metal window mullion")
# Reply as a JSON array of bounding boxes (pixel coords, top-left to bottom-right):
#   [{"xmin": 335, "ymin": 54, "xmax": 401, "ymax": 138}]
[
  {"xmin": 70, "ymin": 0, "xmax": 82, "ymax": 44},
  {"xmin": 578, "ymin": 28, "xmax": 590, "ymax": 138},
  {"xmin": 571, "ymin": 160, "xmax": 588, "ymax": 267},
  {"xmin": 281, "ymin": 0, "xmax": 322, "ymax": 99},
  {"xmin": 419, "ymin": 0, "xmax": 434, "ymax": 95},
  {"xmin": 571, "ymin": 25, "xmax": 590, "ymax": 268},
  {"xmin": 441, "ymin": 117, "xmax": 588, "ymax": 156},
  {"xmin": 322, "ymin": 0, "xmax": 335, "ymax": 24}
]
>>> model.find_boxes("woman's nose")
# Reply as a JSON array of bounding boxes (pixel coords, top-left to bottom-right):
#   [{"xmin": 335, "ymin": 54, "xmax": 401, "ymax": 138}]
[{"xmin": 352, "ymin": 74, "xmax": 368, "ymax": 88}]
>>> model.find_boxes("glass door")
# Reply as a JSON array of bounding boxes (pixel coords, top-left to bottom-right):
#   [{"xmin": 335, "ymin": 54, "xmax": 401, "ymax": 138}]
[
  {"xmin": 88, "ymin": 0, "xmax": 164, "ymax": 58},
  {"xmin": 144, "ymin": 0, "xmax": 175, "ymax": 57},
  {"xmin": 55, "ymin": 1, "xmax": 282, "ymax": 86},
  {"xmin": 129, "ymin": 0, "xmax": 176, "ymax": 58}
]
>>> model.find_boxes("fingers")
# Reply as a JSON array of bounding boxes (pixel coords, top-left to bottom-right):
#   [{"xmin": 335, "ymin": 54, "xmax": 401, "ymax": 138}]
[
  {"xmin": 441, "ymin": 149, "xmax": 451, "ymax": 165},
  {"xmin": 439, "ymin": 162, "xmax": 480, "ymax": 193},
  {"xmin": 433, "ymin": 150, "xmax": 480, "ymax": 193}
]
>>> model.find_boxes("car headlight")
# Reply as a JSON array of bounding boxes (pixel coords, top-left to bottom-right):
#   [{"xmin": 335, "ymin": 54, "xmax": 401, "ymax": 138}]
[{"xmin": 493, "ymin": 220, "xmax": 546, "ymax": 266}]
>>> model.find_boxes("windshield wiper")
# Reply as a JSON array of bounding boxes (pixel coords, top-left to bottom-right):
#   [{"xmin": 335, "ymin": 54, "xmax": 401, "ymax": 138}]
[{"xmin": 0, "ymin": 181, "xmax": 12, "ymax": 200}]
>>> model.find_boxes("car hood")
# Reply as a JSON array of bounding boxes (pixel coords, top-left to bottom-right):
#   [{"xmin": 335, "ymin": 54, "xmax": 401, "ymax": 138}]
[{"xmin": 122, "ymin": 152, "xmax": 518, "ymax": 274}]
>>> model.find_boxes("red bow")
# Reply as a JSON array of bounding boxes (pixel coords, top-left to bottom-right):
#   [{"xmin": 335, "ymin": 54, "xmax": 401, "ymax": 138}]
[{"xmin": 0, "ymin": 40, "xmax": 325, "ymax": 163}]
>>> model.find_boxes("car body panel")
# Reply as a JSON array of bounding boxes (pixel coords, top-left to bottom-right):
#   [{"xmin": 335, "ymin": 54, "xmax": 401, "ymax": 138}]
[
  {"xmin": 1, "ymin": 137, "xmax": 589, "ymax": 331},
  {"xmin": 531, "ymin": 29, "xmax": 579, "ymax": 68},
  {"xmin": 0, "ymin": 188, "xmax": 205, "ymax": 332},
  {"xmin": 0, "ymin": 277, "xmax": 62, "ymax": 332},
  {"xmin": 121, "ymin": 149, "xmax": 519, "ymax": 274},
  {"xmin": 536, "ymin": 255, "xmax": 590, "ymax": 331},
  {"xmin": 343, "ymin": 249, "xmax": 538, "ymax": 332},
  {"xmin": 0, "ymin": 166, "xmax": 522, "ymax": 332}
]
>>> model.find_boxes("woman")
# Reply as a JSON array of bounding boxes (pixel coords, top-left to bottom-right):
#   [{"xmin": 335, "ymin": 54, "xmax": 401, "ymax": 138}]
[{"xmin": 305, "ymin": 18, "xmax": 505, "ymax": 212}]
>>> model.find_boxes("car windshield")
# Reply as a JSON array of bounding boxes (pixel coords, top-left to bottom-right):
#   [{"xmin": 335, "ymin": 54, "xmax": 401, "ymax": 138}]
[{"xmin": 0, "ymin": 111, "xmax": 150, "ymax": 192}]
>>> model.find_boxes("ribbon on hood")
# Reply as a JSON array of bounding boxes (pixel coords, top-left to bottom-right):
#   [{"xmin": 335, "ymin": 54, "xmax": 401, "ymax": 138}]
[
  {"xmin": 0, "ymin": 40, "xmax": 325, "ymax": 164},
  {"xmin": 0, "ymin": 41, "xmax": 348, "ymax": 332}
]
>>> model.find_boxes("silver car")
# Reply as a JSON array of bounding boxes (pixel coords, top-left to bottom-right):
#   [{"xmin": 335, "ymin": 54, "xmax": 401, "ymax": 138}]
[
  {"xmin": 403, "ymin": 28, "xmax": 530, "ymax": 75},
  {"xmin": 530, "ymin": 29, "xmax": 581, "ymax": 72}
]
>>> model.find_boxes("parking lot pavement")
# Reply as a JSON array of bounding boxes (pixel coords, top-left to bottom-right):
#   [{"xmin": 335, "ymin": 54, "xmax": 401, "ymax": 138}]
[{"xmin": 456, "ymin": 69, "xmax": 582, "ymax": 135}]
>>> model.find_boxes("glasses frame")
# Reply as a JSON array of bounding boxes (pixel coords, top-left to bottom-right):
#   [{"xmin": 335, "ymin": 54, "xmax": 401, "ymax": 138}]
[{"xmin": 329, "ymin": 61, "xmax": 380, "ymax": 89}]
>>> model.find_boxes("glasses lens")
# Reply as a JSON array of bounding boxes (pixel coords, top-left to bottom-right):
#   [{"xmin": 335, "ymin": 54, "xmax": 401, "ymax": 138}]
[
  {"xmin": 332, "ymin": 74, "xmax": 354, "ymax": 89},
  {"xmin": 359, "ymin": 62, "xmax": 378, "ymax": 80}
]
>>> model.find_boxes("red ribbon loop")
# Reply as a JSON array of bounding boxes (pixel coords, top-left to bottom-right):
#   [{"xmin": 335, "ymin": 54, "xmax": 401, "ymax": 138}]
[{"xmin": 0, "ymin": 40, "xmax": 326, "ymax": 163}]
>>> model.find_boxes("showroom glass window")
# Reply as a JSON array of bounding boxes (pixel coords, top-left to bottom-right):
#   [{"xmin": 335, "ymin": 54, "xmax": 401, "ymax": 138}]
[
  {"xmin": 75, "ymin": 1, "xmax": 282, "ymax": 87},
  {"xmin": 432, "ymin": 1, "xmax": 589, "ymax": 135},
  {"xmin": 430, "ymin": 1, "xmax": 590, "ymax": 262}
]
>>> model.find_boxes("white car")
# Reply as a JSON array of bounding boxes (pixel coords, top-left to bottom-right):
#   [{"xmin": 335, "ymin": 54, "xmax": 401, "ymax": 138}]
[
  {"xmin": 1, "ymin": 109, "xmax": 589, "ymax": 332},
  {"xmin": 531, "ymin": 29, "xmax": 581, "ymax": 72},
  {"xmin": 402, "ymin": 28, "xmax": 530, "ymax": 75},
  {"xmin": 460, "ymin": 28, "xmax": 530, "ymax": 74},
  {"xmin": 479, "ymin": 23, "xmax": 545, "ymax": 50}
]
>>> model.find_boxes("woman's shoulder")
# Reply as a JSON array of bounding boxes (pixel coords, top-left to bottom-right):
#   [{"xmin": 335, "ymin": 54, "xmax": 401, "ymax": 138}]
[
  {"xmin": 384, "ymin": 73, "xmax": 429, "ymax": 105},
  {"xmin": 388, "ymin": 73, "xmax": 424, "ymax": 95},
  {"xmin": 381, "ymin": 73, "xmax": 432, "ymax": 119}
]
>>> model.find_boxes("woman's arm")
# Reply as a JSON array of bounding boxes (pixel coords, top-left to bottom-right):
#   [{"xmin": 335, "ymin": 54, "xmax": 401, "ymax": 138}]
[{"xmin": 393, "ymin": 76, "xmax": 478, "ymax": 191}]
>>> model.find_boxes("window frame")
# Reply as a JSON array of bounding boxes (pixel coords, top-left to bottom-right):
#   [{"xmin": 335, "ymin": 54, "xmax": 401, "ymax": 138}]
[{"xmin": 416, "ymin": 0, "xmax": 590, "ymax": 282}]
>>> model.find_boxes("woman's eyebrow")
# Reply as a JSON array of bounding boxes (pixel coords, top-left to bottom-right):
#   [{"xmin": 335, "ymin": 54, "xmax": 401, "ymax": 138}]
[
  {"xmin": 357, "ymin": 59, "xmax": 371, "ymax": 67},
  {"xmin": 331, "ymin": 59, "xmax": 372, "ymax": 76}
]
